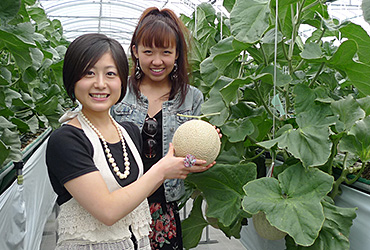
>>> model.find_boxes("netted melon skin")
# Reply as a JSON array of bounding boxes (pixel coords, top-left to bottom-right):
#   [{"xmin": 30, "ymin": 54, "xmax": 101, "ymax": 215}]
[
  {"xmin": 172, "ymin": 120, "xmax": 221, "ymax": 165},
  {"xmin": 252, "ymin": 211, "xmax": 287, "ymax": 241}
]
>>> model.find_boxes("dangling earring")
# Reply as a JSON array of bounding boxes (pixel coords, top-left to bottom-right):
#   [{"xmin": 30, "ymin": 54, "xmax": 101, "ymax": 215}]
[
  {"xmin": 135, "ymin": 59, "xmax": 142, "ymax": 80},
  {"xmin": 171, "ymin": 61, "xmax": 178, "ymax": 80}
]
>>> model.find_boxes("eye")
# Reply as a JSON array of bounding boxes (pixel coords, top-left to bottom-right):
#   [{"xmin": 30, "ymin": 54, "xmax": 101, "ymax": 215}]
[
  {"xmin": 85, "ymin": 71, "xmax": 95, "ymax": 77},
  {"xmin": 143, "ymin": 49, "xmax": 152, "ymax": 54},
  {"xmin": 107, "ymin": 71, "xmax": 117, "ymax": 77}
]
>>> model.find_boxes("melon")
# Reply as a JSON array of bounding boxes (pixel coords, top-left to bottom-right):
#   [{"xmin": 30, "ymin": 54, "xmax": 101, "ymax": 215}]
[
  {"xmin": 252, "ymin": 211, "xmax": 287, "ymax": 241},
  {"xmin": 172, "ymin": 119, "xmax": 221, "ymax": 165}
]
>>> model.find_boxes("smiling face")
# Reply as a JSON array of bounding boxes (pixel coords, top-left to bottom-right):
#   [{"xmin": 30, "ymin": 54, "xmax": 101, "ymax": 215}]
[
  {"xmin": 74, "ymin": 52, "xmax": 122, "ymax": 115},
  {"xmin": 133, "ymin": 42, "xmax": 178, "ymax": 85}
]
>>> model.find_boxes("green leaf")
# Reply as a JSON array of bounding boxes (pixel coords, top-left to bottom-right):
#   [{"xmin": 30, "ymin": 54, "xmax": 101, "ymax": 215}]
[
  {"xmin": 258, "ymin": 125, "xmax": 331, "ymax": 167},
  {"xmin": 331, "ymin": 95, "xmax": 366, "ymax": 132},
  {"xmin": 223, "ymin": 0, "xmax": 236, "ymax": 13},
  {"xmin": 0, "ymin": 116, "xmax": 16, "ymax": 129},
  {"xmin": 230, "ymin": 0, "xmax": 270, "ymax": 44},
  {"xmin": 11, "ymin": 117, "xmax": 30, "ymax": 133},
  {"xmin": 357, "ymin": 96, "xmax": 370, "ymax": 116},
  {"xmin": 300, "ymin": 42, "xmax": 323, "ymax": 60},
  {"xmin": 0, "ymin": 128, "xmax": 22, "ymax": 164},
  {"xmin": 339, "ymin": 116, "xmax": 370, "ymax": 162},
  {"xmin": 187, "ymin": 162, "xmax": 257, "ymax": 227},
  {"xmin": 182, "ymin": 196, "xmax": 208, "ymax": 250},
  {"xmin": 242, "ymin": 164, "xmax": 334, "ymax": 246},
  {"xmin": 0, "ymin": 0, "xmax": 21, "ymax": 23},
  {"xmin": 258, "ymin": 87, "xmax": 334, "ymax": 168},
  {"xmin": 201, "ymin": 77, "xmax": 230, "ymax": 126},
  {"xmin": 211, "ymin": 37, "xmax": 248, "ymax": 72},
  {"xmin": 311, "ymin": 198, "xmax": 355, "ymax": 250},
  {"xmin": 200, "ymin": 56, "xmax": 220, "ymax": 86},
  {"xmin": 340, "ymin": 23, "xmax": 370, "ymax": 64},
  {"xmin": 343, "ymin": 61, "xmax": 370, "ymax": 96},
  {"xmin": 261, "ymin": 65, "xmax": 292, "ymax": 87},
  {"xmin": 35, "ymin": 95, "xmax": 59, "ymax": 115},
  {"xmin": 328, "ymin": 39, "xmax": 357, "ymax": 68},
  {"xmin": 0, "ymin": 67, "xmax": 12, "ymax": 85},
  {"xmin": 23, "ymin": 66, "xmax": 37, "ymax": 83},
  {"xmin": 221, "ymin": 118, "xmax": 254, "ymax": 142},
  {"xmin": 0, "ymin": 28, "xmax": 33, "ymax": 70}
]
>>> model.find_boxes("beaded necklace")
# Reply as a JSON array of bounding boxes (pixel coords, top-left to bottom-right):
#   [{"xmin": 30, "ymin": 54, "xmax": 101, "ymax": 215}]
[{"xmin": 80, "ymin": 112, "xmax": 131, "ymax": 179}]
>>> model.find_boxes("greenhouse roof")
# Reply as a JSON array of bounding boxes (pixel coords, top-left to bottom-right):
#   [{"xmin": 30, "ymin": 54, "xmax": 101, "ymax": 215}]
[
  {"xmin": 38, "ymin": 0, "xmax": 370, "ymax": 51},
  {"xmin": 38, "ymin": 0, "xmax": 228, "ymax": 51}
]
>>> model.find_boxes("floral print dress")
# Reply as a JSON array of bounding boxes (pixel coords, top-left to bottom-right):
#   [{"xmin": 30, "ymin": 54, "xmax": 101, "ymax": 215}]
[{"xmin": 142, "ymin": 111, "xmax": 183, "ymax": 250}]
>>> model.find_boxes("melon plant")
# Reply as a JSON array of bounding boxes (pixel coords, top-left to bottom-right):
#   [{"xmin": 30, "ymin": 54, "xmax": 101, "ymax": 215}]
[
  {"xmin": 172, "ymin": 119, "xmax": 220, "ymax": 165},
  {"xmin": 179, "ymin": 1, "xmax": 369, "ymax": 249}
]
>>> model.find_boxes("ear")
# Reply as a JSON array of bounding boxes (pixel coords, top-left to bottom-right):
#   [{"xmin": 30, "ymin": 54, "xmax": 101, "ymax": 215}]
[{"xmin": 132, "ymin": 45, "xmax": 138, "ymax": 59}]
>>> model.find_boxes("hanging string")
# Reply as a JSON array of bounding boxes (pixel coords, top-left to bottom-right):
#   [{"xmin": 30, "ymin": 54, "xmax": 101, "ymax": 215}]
[{"xmin": 267, "ymin": 0, "xmax": 279, "ymax": 178}]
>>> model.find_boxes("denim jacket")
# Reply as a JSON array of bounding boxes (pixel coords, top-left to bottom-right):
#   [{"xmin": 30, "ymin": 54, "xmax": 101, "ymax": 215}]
[{"xmin": 111, "ymin": 84, "xmax": 204, "ymax": 202}]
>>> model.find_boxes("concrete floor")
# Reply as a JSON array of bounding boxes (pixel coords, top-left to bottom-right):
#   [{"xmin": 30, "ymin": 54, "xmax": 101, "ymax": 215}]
[{"xmin": 40, "ymin": 202, "xmax": 247, "ymax": 250}]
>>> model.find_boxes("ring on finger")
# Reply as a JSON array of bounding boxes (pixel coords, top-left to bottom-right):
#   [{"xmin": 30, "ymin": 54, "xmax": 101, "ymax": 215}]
[{"xmin": 184, "ymin": 154, "xmax": 196, "ymax": 168}]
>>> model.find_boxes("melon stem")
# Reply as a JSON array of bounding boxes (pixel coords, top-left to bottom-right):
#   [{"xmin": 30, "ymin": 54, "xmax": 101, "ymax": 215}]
[{"xmin": 176, "ymin": 112, "xmax": 221, "ymax": 119}]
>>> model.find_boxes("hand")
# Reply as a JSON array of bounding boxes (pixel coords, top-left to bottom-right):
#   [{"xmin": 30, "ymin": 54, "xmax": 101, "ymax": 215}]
[
  {"xmin": 214, "ymin": 126, "xmax": 222, "ymax": 139},
  {"xmin": 153, "ymin": 143, "xmax": 214, "ymax": 180}
]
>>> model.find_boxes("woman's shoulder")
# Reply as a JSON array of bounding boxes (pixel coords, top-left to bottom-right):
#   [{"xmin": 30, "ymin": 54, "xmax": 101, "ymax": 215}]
[
  {"xmin": 187, "ymin": 85, "xmax": 203, "ymax": 99},
  {"xmin": 48, "ymin": 124, "xmax": 90, "ymax": 149}
]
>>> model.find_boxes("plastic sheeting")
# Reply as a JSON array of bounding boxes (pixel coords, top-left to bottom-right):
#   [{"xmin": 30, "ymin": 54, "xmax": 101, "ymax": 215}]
[
  {"xmin": 0, "ymin": 138, "xmax": 57, "ymax": 250},
  {"xmin": 335, "ymin": 184, "xmax": 370, "ymax": 250}
]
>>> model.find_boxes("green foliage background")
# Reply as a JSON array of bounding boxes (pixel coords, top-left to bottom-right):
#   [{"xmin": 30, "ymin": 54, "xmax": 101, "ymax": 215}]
[
  {"xmin": 0, "ymin": 0, "xmax": 71, "ymax": 169},
  {"xmin": 180, "ymin": 0, "xmax": 370, "ymax": 249}
]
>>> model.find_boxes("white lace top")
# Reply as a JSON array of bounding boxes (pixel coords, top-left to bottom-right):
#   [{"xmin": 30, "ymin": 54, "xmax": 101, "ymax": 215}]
[{"xmin": 56, "ymin": 113, "xmax": 152, "ymax": 248}]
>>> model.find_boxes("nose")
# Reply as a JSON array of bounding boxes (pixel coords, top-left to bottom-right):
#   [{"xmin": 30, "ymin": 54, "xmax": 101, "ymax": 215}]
[
  {"xmin": 94, "ymin": 74, "xmax": 106, "ymax": 89},
  {"xmin": 152, "ymin": 54, "xmax": 163, "ymax": 65}
]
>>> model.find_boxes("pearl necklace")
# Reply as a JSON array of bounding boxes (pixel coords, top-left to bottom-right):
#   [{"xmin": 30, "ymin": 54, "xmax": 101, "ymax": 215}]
[{"xmin": 80, "ymin": 112, "xmax": 130, "ymax": 179}]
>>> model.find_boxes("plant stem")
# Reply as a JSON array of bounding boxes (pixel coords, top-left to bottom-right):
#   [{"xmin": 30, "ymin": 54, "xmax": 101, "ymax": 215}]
[
  {"xmin": 309, "ymin": 62, "xmax": 325, "ymax": 88},
  {"xmin": 255, "ymin": 81, "xmax": 279, "ymax": 119},
  {"xmin": 243, "ymin": 148, "xmax": 265, "ymax": 162},
  {"xmin": 176, "ymin": 112, "xmax": 221, "ymax": 119}
]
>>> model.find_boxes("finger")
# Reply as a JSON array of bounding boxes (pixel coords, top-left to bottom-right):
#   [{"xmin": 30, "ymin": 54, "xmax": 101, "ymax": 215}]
[{"xmin": 167, "ymin": 142, "xmax": 175, "ymax": 155}]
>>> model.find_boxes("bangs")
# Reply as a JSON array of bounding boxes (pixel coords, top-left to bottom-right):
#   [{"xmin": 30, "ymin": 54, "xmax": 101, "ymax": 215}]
[{"xmin": 140, "ymin": 20, "xmax": 177, "ymax": 48}]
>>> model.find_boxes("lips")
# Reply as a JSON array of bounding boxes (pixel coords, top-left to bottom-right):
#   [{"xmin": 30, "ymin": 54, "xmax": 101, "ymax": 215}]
[
  {"xmin": 89, "ymin": 93, "xmax": 109, "ymax": 98},
  {"xmin": 151, "ymin": 68, "xmax": 164, "ymax": 74}
]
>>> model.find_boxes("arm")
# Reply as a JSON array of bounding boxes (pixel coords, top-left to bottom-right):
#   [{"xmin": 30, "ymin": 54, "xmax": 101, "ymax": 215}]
[{"xmin": 64, "ymin": 143, "xmax": 211, "ymax": 226}]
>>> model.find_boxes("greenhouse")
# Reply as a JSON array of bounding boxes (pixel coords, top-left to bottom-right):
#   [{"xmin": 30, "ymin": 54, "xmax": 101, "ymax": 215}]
[{"xmin": 1, "ymin": 0, "xmax": 370, "ymax": 249}]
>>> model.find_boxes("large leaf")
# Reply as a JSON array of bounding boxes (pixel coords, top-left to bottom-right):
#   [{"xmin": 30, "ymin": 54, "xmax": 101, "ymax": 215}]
[
  {"xmin": 211, "ymin": 37, "xmax": 248, "ymax": 72},
  {"xmin": 340, "ymin": 23, "xmax": 370, "ymax": 65},
  {"xmin": 201, "ymin": 77, "xmax": 231, "ymax": 126},
  {"xmin": 199, "ymin": 56, "xmax": 220, "ymax": 86},
  {"xmin": 285, "ymin": 197, "xmax": 356, "ymax": 250},
  {"xmin": 339, "ymin": 116, "xmax": 370, "ymax": 162},
  {"xmin": 331, "ymin": 95, "xmax": 366, "ymax": 132},
  {"xmin": 186, "ymin": 162, "xmax": 257, "ymax": 227},
  {"xmin": 0, "ymin": 28, "xmax": 33, "ymax": 70},
  {"xmin": 257, "ymin": 85, "xmax": 334, "ymax": 167},
  {"xmin": 182, "ymin": 196, "xmax": 208, "ymax": 250},
  {"xmin": 221, "ymin": 117, "xmax": 254, "ymax": 142},
  {"xmin": 230, "ymin": 0, "xmax": 270, "ymax": 44},
  {"xmin": 328, "ymin": 40, "xmax": 370, "ymax": 96},
  {"xmin": 242, "ymin": 164, "xmax": 334, "ymax": 246}
]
